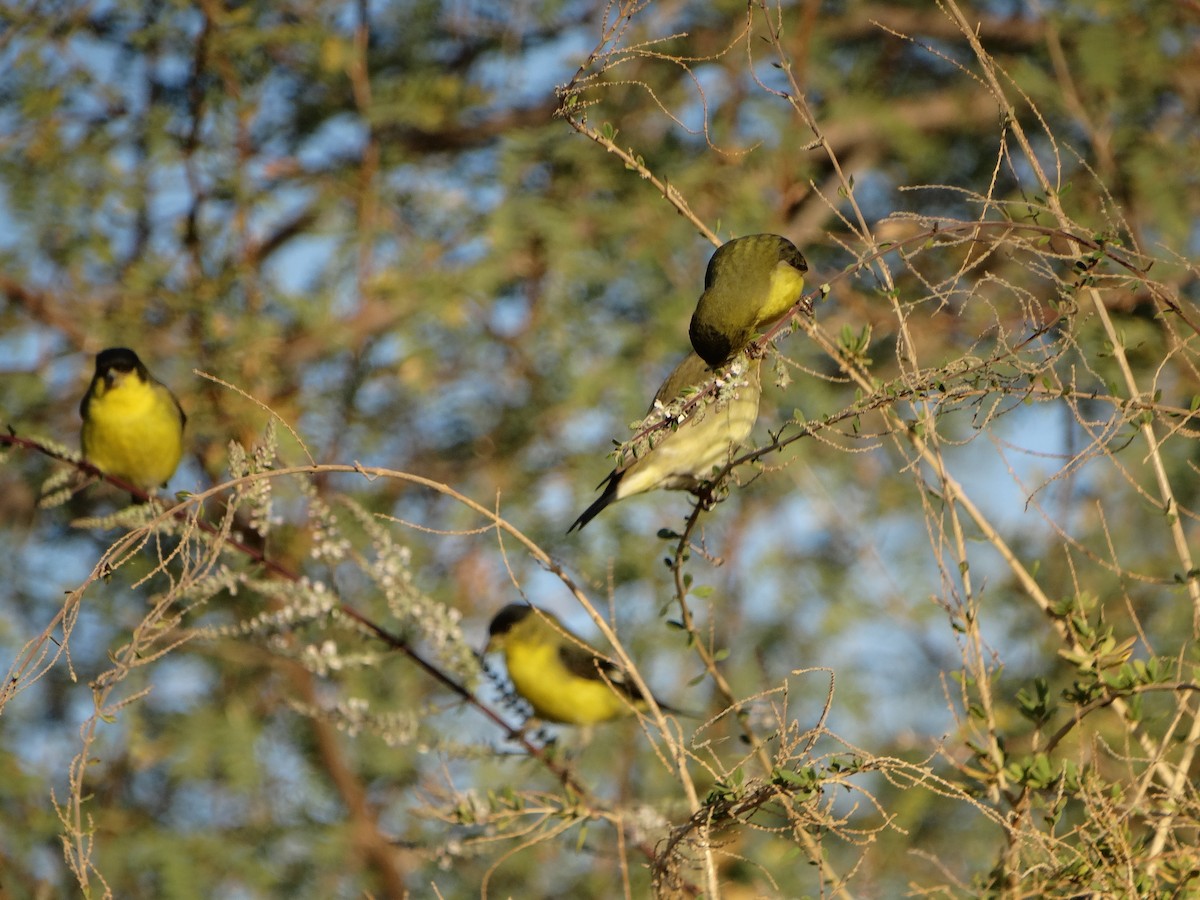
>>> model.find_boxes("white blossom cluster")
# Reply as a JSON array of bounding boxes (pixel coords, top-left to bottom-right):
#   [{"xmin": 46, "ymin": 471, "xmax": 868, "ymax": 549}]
[
  {"xmin": 211, "ymin": 576, "xmax": 338, "ymax": 639},
  {"xmin": 300, "ymin": 483, "xmax": 351, "ymax": 563},
  {"xmin": 340, "ymin": 499, "xmax": 480, "ymax": 683},
  {"xmin": 295, "ymin": 639, "xmax": 383, "ymax": 677},
  {"xmin": 289, "ymin": 695, "xmax": 419, "ymax": 746},
  {"xmin": 227, "ymin": 421, "xmax": 279, "ymax": 537}
]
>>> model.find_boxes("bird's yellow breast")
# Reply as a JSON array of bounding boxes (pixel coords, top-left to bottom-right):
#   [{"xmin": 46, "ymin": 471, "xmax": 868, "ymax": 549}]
[
  {"xmin": 755, "ymin": 259, "xmax": 807, "ymax": 328},
  {"xmin": 503, "ymin": 640, "xmax": 632, "ymax": 724},
  {"xmin": 82, "ymin": 377, "xmax": 184, "ymax": 490}
]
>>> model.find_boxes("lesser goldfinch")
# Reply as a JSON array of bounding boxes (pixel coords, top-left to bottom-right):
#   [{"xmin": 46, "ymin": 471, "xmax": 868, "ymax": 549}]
[
  {"xmin": 568, "ymin": 351, "xmax": 760, "ymax": 531},
  {"xmin": 485, "ymin": 604, "xmax": 678, "ymax": 724},
  {"xmin": 689, "ymin": 234, "xmax": 808, "ymax": 367},
  {"xmin": 80, "ymin": 347, "xmax": 186, "ymax": 491}
]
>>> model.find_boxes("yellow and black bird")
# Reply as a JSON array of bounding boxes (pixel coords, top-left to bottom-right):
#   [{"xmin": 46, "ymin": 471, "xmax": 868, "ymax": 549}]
[
  {"xmin": 689, "ymin": 233, "xmax": 808, "ymax": 367},
  {"xmin": 485, "ymin": 604, "xmax": 679, "ymax": 725},
  {"xmin": 568, "ymin": 350, "xmax": 760, "ymax": 531},
  {"xmin": 80, "ymin": 347, "xmax": 186, "ymax": 491}
]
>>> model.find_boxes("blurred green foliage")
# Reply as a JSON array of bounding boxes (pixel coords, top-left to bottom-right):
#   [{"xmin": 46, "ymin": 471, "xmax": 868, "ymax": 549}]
[{"xmin": 1, "ymin": 1, "xmax": 1199, "ymax": 897}]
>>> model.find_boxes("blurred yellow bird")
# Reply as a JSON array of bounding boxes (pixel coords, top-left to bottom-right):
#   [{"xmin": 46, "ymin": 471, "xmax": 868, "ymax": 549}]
[
  {"xmin": 80, "ymin": 347, "xmax": 186, "ymax": 491},
  {"xmin": 568, "ymin": 350, "xmax": 760, "ymax": 531},
  {"xmin": 485, "ymin": 604, "xmax": 679, "ymax": 725},
  {"xmin": 689, "ymin": 233, "xmax": 808, "ymax": 367}
]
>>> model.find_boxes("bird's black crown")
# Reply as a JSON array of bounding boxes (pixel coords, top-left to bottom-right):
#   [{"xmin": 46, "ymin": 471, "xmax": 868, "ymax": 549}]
[
  {"xmin": 488, "ymin": 603, "xmax": 533, "ymax": 637},
  {"xmin": 95, "ymin": 347, "xmax": 142, "ymax": 374}
]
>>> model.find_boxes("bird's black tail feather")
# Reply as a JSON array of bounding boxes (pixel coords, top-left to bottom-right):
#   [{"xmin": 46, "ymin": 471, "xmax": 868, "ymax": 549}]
[{"xmin": 567, "ymin": 471, "xmax": 624, "ymax": 532}]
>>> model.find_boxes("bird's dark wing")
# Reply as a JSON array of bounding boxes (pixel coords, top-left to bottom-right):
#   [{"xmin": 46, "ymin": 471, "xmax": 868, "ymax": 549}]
[
  {"xmin": 79, "ymin": 378, "xmax": 98, "ymax": 420},
  {"xmin": 556, "ymin": 641, "xmax": 644, "ymax": 702},
  {"xmin": 559, "ymin": 641, "xmax": 689, "ymax": 715},
  {"xmin": 651, "ymin": 353, "xmax": 711, "ymax": 408},
  {"xmin": 162, "ymin": 381, "xmax": 187, "ymax": 429}
]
